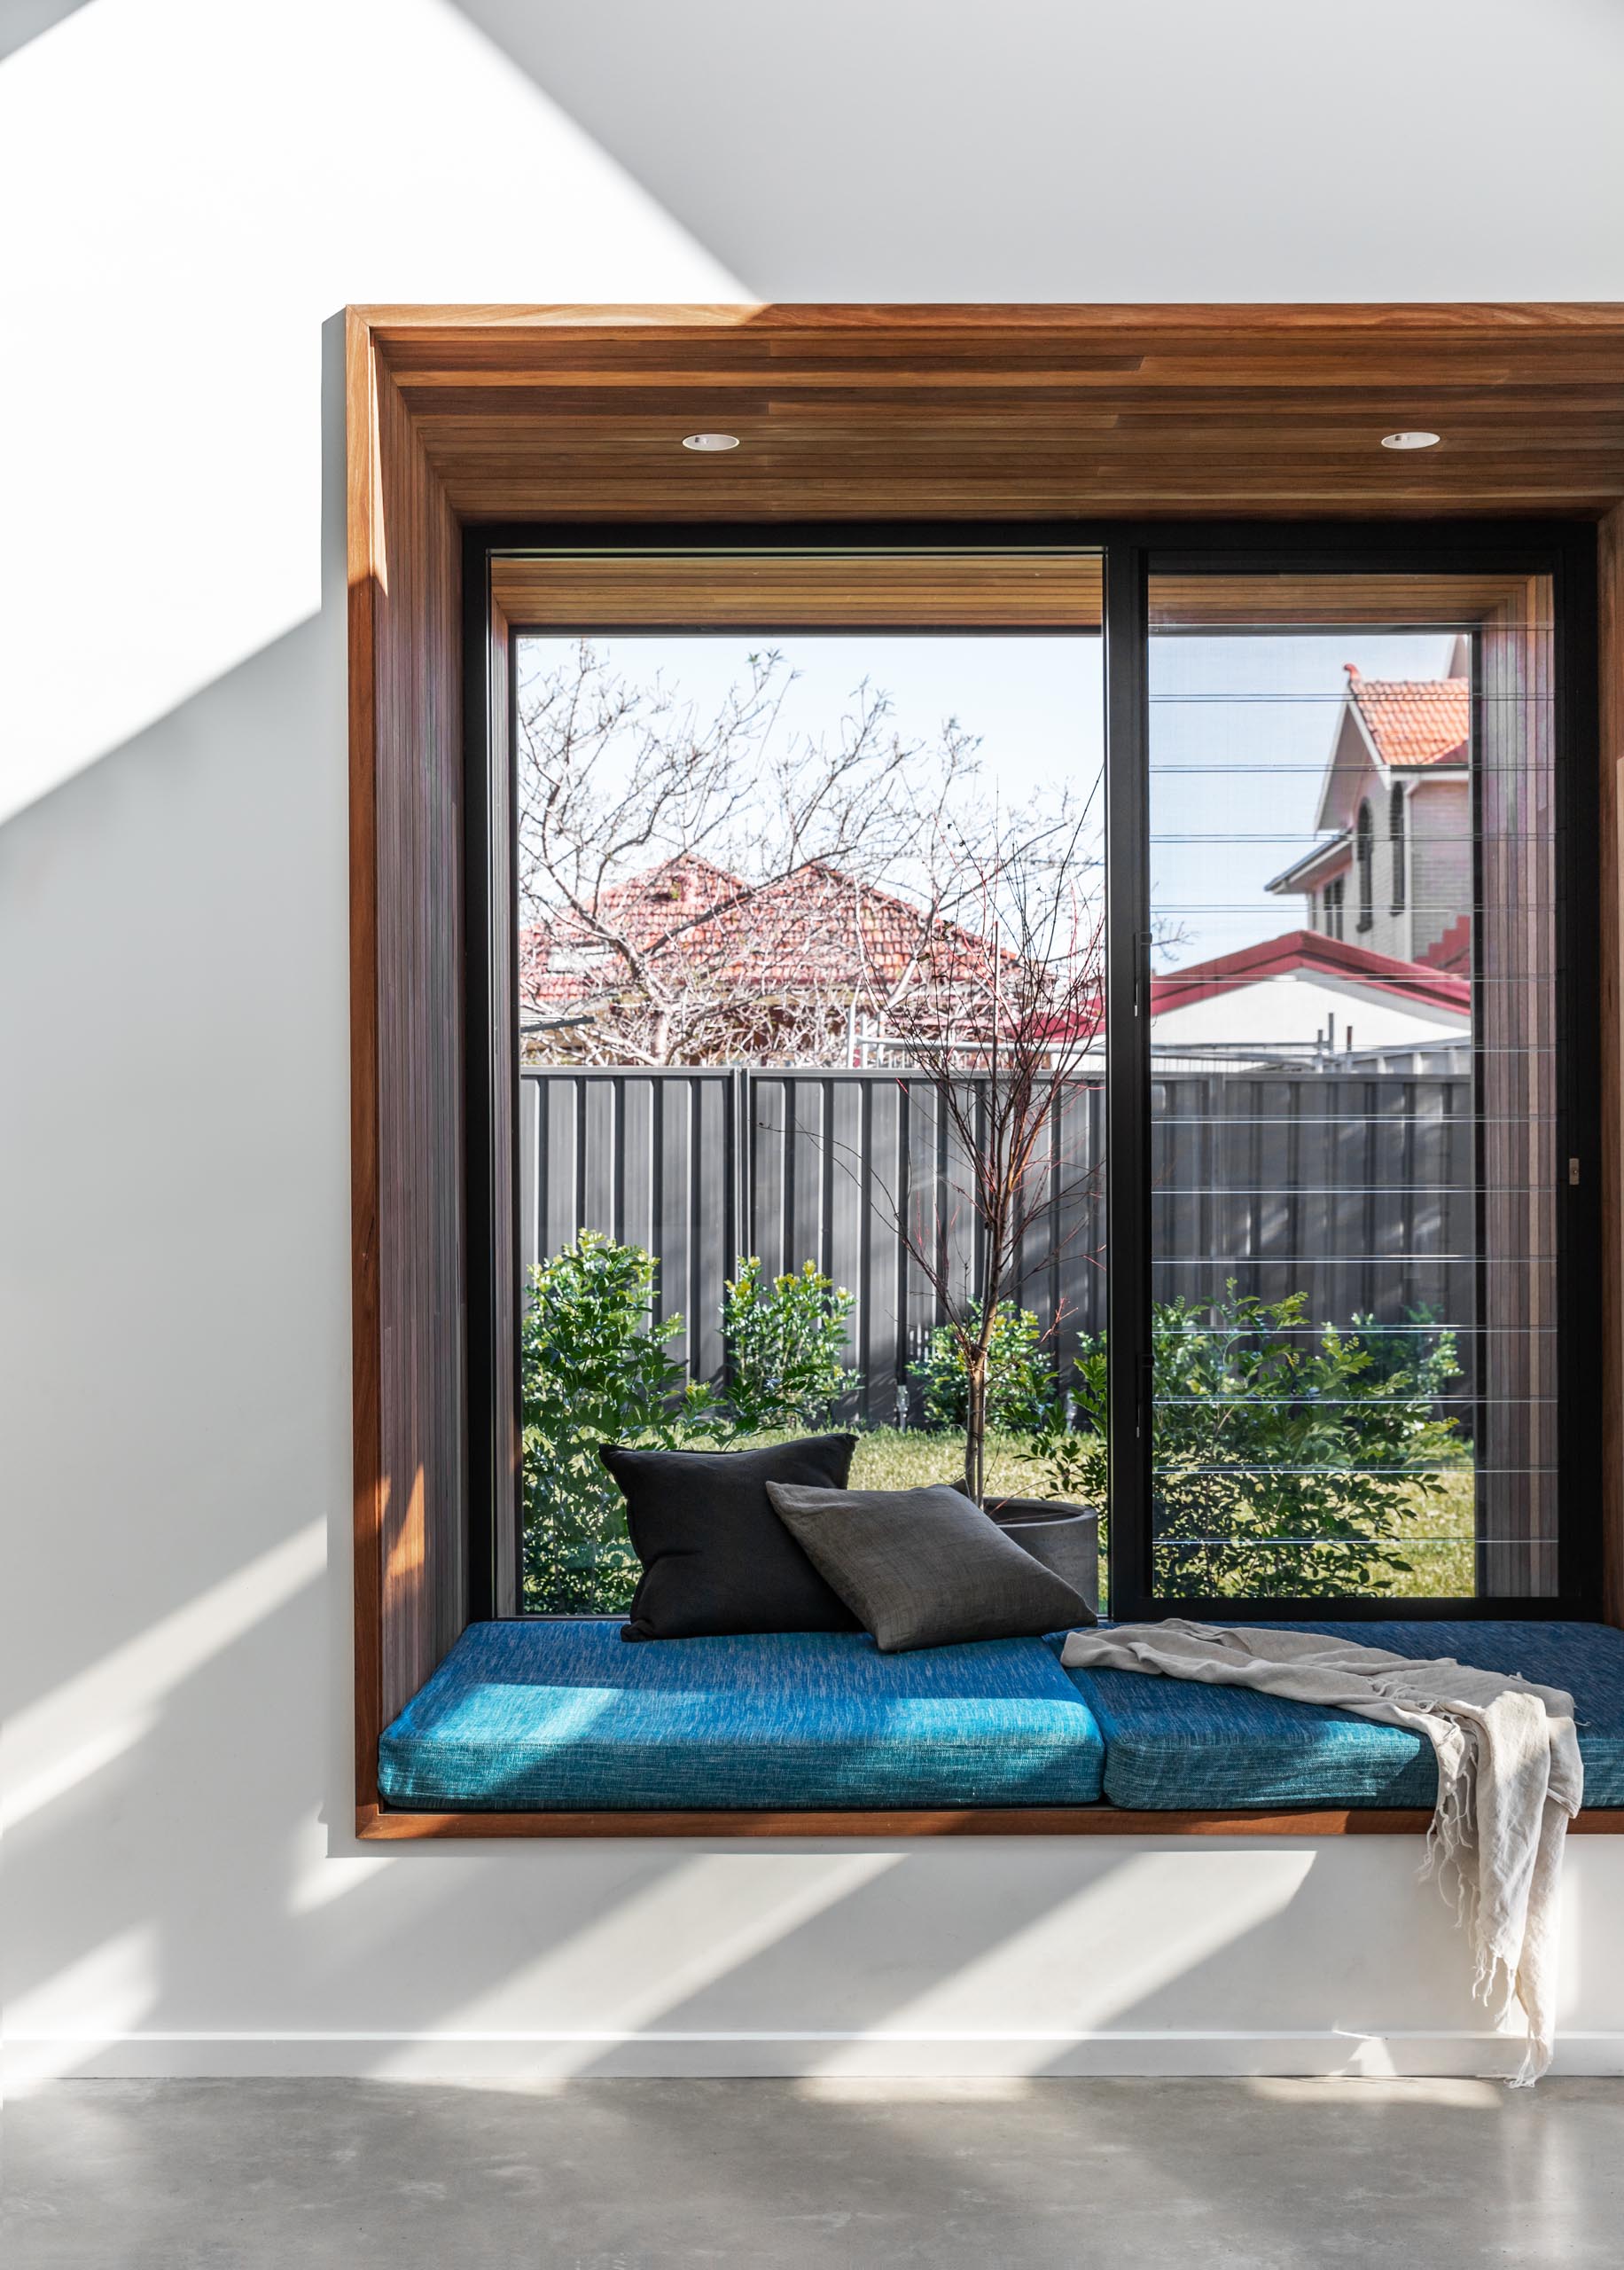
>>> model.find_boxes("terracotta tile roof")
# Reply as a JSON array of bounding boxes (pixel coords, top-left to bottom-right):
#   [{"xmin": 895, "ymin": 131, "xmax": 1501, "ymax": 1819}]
[
  {"xmin": 1346, "ymin": 666, "xmax": 1469, "ymax": 770},
  {"xmin": 520, "ymin": 855, "xmax": 999, "ymax": 1008}
]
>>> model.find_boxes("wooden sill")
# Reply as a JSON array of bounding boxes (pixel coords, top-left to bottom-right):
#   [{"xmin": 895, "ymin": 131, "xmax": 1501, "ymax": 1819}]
[{"xmin": 357, "ymin": 1802, "xmax": 1624, "ymax": 1841}]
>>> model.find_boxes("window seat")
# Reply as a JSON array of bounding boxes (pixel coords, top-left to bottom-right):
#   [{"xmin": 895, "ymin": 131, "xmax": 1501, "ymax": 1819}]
[
  {"xmin": 1061, "ymin": 1621, "xmax": 1624, "ymax": 1812},
  {"xmin": 374, "ymin": 1617, "xmax": 1624, "ymax": 1819},
  {"xmin": 377, "ymin": 1621, "xmax": 1107, "ymax": 1812}
]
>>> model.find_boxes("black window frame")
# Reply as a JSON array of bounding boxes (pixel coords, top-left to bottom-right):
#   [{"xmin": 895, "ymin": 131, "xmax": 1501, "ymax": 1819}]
[
  {"xmin": 1389, "ymin": 779, "xmax": 1408, "ymax": 914},
  {"xmin": 463, "ymin": 518, "xmax": 1602, "ymax": 1629}
]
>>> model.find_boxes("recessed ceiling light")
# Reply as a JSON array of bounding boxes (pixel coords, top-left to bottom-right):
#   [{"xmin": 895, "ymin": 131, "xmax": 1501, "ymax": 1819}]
[
  {"xmin": 682, "ymin": 433, "xmax": 740, "ymax": 452},
  {"xmin": 1380, "ymin": 431, "xmax": 1442, "ymax": 450}
]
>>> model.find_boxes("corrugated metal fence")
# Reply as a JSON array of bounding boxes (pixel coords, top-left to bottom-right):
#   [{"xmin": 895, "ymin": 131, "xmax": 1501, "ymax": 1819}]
[{"xmin": 519, "ymin": 1065, "xmax": 1473, "ymax": 1423}]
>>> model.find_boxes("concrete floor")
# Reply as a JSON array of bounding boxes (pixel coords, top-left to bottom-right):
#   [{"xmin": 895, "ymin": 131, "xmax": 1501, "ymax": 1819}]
[{"xmin": 8, "ymin": 2076, "xmax": 1624, "ymax": 2269}]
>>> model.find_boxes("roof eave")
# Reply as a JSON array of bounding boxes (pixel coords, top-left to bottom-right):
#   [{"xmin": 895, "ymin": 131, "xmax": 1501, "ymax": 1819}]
[{"xmin": 1265, "ymin": 830, "xmax": 1351, "ymax": 895}]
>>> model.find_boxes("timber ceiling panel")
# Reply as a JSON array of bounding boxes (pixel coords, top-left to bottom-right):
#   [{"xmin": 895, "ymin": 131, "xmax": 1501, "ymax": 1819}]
[
  {"xmin": 488, "ymin": 550, "xmax": 1104, "ymax": 627},
  {"xmin": 363, "ymin": 304, "xmax": 1624, "ymax": 521}
]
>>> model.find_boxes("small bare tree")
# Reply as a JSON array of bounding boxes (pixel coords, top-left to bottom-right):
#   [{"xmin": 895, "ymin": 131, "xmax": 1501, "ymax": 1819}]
[
  {"xmin": 870, "ymin": 802, "xmax": 1107, "ymax": 1506},
  {"xmin": 515, "ymin": 642, "xmax": 984, "ymax": 1066}
]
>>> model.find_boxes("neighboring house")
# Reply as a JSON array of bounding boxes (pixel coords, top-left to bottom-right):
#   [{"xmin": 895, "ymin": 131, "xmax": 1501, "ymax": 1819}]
[
  {"xmin": 519, "ymin": 854, "xmax": 1004, "ymax": 1065},
  {"xmin": 1149, "ymin": 928, "xmax": 1471, "ymax": 1064},
  {"xmin": 1264, "ymin": 644, "xmax": 1472, "ymax": 973}
]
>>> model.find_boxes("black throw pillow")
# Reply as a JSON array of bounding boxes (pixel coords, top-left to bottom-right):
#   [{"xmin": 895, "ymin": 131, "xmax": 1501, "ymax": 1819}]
[{"xmin": 603, "ymin": 1434, "xmax": 861, "ymax": 1640}]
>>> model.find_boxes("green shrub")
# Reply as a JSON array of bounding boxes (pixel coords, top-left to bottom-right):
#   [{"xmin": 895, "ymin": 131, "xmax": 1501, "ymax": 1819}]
[
  {"xmin": 1039, "ymin": 1287, "xmax": 1464, "ymax": 1598},
  {"xmin": 722, "ymin": 1257, "xmax": 857, "ymax": 1431},
  {"xmin": 1347, "ymin": 1303, "xmax": 1458, "ymax": 1397},
  {"xmin": 911, "ymin": 1303, "xmax": 1058, "ymax": 1436},
  {"xmin": 521, "ymin": 1231, "xmax": 728, "ymax": 1612}
]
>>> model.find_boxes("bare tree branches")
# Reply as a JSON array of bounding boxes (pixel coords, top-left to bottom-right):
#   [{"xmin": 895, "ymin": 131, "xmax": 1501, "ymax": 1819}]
[
  {"xmin": 515, "ymin": 641, "xmax": 995, "ymax": 1066},
  {"xmin": 515, "ymin": 636, "xmax": 1107, "ymax": 1502},
  {"xmin": 860, "ymin": 807, "xmax": 1107, "ymax": 1504}
]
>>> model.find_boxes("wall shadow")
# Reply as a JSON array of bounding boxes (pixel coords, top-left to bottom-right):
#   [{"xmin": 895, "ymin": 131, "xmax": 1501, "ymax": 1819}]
[
  {"xmin": 445, "ymin": 0, "xmax": 1624, "ymax": 305},
  {"xmin": 0, "ymin": 0, "xmax": 92, "ymax": 65}
]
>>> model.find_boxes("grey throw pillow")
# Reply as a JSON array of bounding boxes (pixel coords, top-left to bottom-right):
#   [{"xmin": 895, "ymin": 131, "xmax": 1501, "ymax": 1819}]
[{"xmin": 764, "ymin": 1482, "xmax": 1091, "ymax": 1653}]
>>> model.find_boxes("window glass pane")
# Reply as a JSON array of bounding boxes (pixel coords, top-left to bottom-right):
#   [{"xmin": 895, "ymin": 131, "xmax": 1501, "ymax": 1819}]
[
  {"xmin": 506, "ymin": 553, "xmax": 1105, "ymax": 1614},
  {"xmin": 1145, "ymin": 572, "xmax": 1556, "ymax": 1601}
]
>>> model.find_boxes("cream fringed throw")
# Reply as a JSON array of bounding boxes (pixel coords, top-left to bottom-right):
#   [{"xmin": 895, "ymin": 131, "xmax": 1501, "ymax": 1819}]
[{"xmin": 1060, "ymin": 1621, "xmax": 1583, "ymax": 2081}]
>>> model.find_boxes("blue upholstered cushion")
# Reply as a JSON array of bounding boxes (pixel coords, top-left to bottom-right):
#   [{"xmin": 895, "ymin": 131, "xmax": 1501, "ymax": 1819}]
[
  {"xmin": 379, "ymin": 1619, "xmax": 1106, "ymax": 1811},
  {"xmin": 1058, "ymin": 1621, "xmax": 1624, "ymax": 1811}
]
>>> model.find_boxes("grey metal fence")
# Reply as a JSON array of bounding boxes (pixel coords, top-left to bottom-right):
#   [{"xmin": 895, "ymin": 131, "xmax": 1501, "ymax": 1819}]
[{"xmin": 519, "ymin": 1064, "xmax": 1474, "ymax": 1423}]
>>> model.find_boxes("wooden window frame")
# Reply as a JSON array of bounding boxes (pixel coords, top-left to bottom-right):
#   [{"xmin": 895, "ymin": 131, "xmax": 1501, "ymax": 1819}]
[{"xmin": 347, "ymin": 304, "xmax": 1624, "ymax": 1841}]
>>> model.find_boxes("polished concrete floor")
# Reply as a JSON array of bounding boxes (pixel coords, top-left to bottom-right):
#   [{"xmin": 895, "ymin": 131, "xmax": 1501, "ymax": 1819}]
[{"xmin": 9, "ymin": 2076, "xmax": 1624, "ymax": 2268}]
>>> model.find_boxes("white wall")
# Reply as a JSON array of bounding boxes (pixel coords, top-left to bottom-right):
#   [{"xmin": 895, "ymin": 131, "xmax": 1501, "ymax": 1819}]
[
  {"xmin": 1150, "ymin": 972, "xmax": 1469, "ymax": 1053},
  {"xmin": 6, "ymin": 0, "xmax": 1624, "ymax": 2083}
]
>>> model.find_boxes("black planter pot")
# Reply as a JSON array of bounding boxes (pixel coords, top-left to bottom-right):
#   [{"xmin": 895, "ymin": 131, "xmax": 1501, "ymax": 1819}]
[{"xmin": 987, "ymin": 1498, "xmax": 1099, "ymax": 1621}]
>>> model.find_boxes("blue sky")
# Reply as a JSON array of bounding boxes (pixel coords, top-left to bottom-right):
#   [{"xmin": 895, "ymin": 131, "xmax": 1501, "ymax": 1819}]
[
  {"xmin": 518, "ymin": 630, "xmax": 1454, "ymax": 968},
  {"xmin": 1149, "ymin": 631, "xmax": 1456, "ymax": 965}
]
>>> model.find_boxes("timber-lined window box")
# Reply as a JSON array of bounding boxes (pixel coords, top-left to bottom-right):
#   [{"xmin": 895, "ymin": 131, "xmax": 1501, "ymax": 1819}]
[{"xmin": 348, "ymin": 304, "xmax": 1624, "ymax": 1840}]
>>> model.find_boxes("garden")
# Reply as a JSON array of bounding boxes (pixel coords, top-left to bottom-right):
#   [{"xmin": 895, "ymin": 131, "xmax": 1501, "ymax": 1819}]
[{"xmin": 521, "ymin": 1230, "xmax": 1473, "ymax": 1614}]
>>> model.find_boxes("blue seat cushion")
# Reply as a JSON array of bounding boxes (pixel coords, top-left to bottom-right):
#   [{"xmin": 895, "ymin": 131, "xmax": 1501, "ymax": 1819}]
[
  {"xmin": 379, "ymin": 1619, "xmax": 1106, "ymax": 1812},
  {"xmin": 1058, "ymin": 1620, "xmax": 1624, "ymax": 1811}
]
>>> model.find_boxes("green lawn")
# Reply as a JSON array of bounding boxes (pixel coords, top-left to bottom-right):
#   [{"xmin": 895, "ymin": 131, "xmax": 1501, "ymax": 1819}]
[
  {"xmin": 784, "ymin": 1426, "xmax": 1055, "ymax": 1500},
  {"xmin": 527, "ymin": 1426, "xmax": 1478, "ymax": 1614},
  {"xmin": 738, "ymin": 1427, "xmax": 1476, "ymax": 1602},
  {"xmin": 1365, "ymin": 1467, "xmax": 1475, "ymax": 1599}
]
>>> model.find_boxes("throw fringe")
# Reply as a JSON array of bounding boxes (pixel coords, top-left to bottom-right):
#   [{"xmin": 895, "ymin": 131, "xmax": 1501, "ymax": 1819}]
[{"xmin": 1061, "ymin": 1620, "xmax": 1581, "ymax": 2085}]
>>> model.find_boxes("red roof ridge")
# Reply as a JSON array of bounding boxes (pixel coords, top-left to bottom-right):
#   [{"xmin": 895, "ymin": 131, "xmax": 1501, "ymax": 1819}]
[{"xmin": 1151, "ymin": 928, "xmax": 1471, "ymax": 1017}]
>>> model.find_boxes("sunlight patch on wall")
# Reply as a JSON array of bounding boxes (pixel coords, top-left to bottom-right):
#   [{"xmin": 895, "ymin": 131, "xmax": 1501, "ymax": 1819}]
[
  {"xmin": 0, "ymin": 1716, "xmax": 155, "ymax": 1839},
  {"xmin": 0, "ymin": 0, "xmax": 745, "ymax": 825},
  {"xmin": 4, "ymin": 1926, "xmax": 159, "ymax": 2086},
  {"xmin": 810, "ymin": 1851, "xmax": 1316, "ymax": 2075},
  {"xmin": 376, "ymin": 1851, "xmax": 903, "ymax": 2076},
  {"xmin": 287, "ymin": 1851, "xmax": 396, "ymax": 1916},
  {"xmin": 3, "ymin": 1517, "xmax": 325, "ymax": 1828}
]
